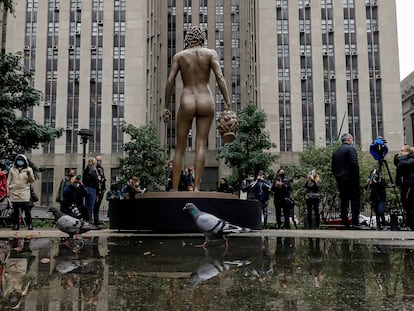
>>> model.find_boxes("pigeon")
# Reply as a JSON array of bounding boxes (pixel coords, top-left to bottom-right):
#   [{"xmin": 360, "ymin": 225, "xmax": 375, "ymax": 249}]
[
  {"xmin": 56, "ymin": 258, "xmax": 96, "ymax": 274},
  {"xmin": 48, "ymin": 207, "xmax": 99, "ymax": 239},
  {"xmin": 190, "ymin": 259, "xmax": 251, "ymax": 287},
  {"xmin": 183, "ymin": 202, "xmax": 251, "ymax": 247}
]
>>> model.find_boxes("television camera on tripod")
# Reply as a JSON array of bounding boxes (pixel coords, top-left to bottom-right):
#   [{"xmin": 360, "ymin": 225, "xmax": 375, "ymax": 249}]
[{"xmin": 368, "ymin": 137, "xmax": 403, "ymax": 230}]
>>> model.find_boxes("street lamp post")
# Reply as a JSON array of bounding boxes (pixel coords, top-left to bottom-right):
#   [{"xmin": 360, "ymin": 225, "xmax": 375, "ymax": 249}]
[{"xmin": 78, "ymin": 128, "xmax": 93, "ymax": 171}]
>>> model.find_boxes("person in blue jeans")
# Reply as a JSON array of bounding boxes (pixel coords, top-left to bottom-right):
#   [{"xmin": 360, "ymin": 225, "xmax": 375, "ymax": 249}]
[
  {"xmin": 82, "ymin": 158, "xmax": 99, "ymax": 222},
  {"xmin": 252, "ymin": 170, "xmax": 271, "ymax": 228}
]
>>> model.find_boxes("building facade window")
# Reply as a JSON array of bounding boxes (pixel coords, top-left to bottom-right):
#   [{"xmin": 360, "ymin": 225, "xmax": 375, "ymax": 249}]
[
  {"xmin": 23, "ymin": 0, "xmax": 38, "ymax": 120},
  {"xmin": 277, "ymin": 4, "xmax": 292, "ymax": 151},
  {"xmin": 215, "ymin": 0, "xmax": 225, "ymax": 147},
  {"xmin": 112, "ymin": 0, "xmax": 126, "ymax": 152},
  {"xmin": 366, "ymin": 3, "xmax": 383, "ymax": 139},
  {"xmin": 43, "ymin": 0, "xmax": 60, "ymax": 154},
  {"xmin": 343, "ymin": 0, "xmax": 360, "ymax": 143},
  {"xmin": 40, "ymin": 168, "xmax": 54, "ymax": 206},
  {"xmin": 66, "ymin": 0, "xmax": 82, "ymax": 153},
  {"xmin": 321, "ymin": 0, "xmax": 337, "ymax": 145},
  {"xmin": 89, "ymin": 0, "xmax": 104, "ymax": 154}
]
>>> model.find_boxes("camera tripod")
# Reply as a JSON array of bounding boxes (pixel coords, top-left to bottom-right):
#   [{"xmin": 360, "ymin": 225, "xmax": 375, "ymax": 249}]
[{"xmin": 367, "ymin": 158, "xmax": 404, "ymax": 229}]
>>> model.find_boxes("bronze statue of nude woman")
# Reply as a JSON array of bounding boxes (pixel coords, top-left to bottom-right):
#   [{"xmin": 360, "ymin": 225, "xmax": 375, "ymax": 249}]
[{"xmin": 163, "ymin": 26, "xmax": 232, "ymax": 191}]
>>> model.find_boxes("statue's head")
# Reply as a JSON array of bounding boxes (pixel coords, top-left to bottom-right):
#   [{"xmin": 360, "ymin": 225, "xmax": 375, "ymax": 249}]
[{"xmin": 184, "ymin": 26, "xmax": 206, "ymax": 49}]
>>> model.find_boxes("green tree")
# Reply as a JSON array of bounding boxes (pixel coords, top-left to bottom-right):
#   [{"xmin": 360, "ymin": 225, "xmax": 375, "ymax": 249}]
[
  {"xmin": 283, "ymin": 143, "xmax": 341, "ymax": 214},
  {"xmin": 218, "ymin": 102, "xmax": 277, "ymax": 189},
  {"xmin": 283, "ymin": 143, "xmax": 400, "ymax": 219},
  {"xmin": 117, "ymin": 122, "xmax": 167, "ymax": 191},
  {"xmin": 0, "ymin": 52, "xmax": 63, "ymax": 160},
  {"xmin": 0, "ymin": 0, "xmax": 15, "ymax": 15}
]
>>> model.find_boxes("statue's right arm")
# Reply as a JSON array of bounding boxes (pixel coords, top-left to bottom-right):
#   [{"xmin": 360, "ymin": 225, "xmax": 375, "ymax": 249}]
[
  {"xmin": 211, "ymin": 50, "xmax": 231, "ymax": 111},
  {"xmin": 164, "ymin": 54, "xmax": 180, "ymax": 111}
]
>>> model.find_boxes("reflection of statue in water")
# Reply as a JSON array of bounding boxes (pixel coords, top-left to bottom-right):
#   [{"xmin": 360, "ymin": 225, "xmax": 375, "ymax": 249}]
[
  {"xmin": 163, "ymin": 26, "xmax": 234, "ymax": 191},
  {"xmin": 0, "ymin": 238, "xmax": 34, "ymax": 309}
]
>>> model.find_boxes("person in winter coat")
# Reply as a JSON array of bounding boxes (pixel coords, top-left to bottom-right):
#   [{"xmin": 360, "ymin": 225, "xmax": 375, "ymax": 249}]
[
  {"xmin": 62, "ymin": 175, "xmax": 87, "ymax": 219},
  {"xmin": 82, "ymin": 158, "xmax": 100, "ymax": 222},
  {"xmin": 0, "ymin": 162, "xmax": 8, "ymax": 200},
  {"xmin": 396, "ymin": 145, "xmax": 414, "ymax": 230},
  {"xmin": 331, "ymin": 133, "xmax": 361, "ymax": 228},
  {"xmin": 55, "ymin": 169, "xmax": 75, "ymax": 207},
  {"xmin": 217, "ymin": 177, "xmax": 233, "ymax": 193},
  {"xmin": 272, "ymin": 169, "xmax": 293, "ymax": 229},
  {"xmin": 7, "ymin": 154, "xmax": 35, "ymax": 230},
  {"xmin": 251, "ymin": 171, "xmax": 272, "ymax": 228},
  {"xmin": 305, "ymin": 170, "xmax": 321, "ymax": 229},
  {"xmin": 367, "ymin": 168, "xmax": 386, "ymax": 230},
  {"xmin": 241, "ymin": 172, "xmax": 256, "ymax": 200}
]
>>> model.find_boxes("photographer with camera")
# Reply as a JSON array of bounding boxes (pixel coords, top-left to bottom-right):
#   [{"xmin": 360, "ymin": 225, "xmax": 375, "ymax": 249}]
[
  {"xmin": 272, "ymin": 169, "xmax": 294, "ymax": 229},
  {"xmin": 305, "ymin": 170, "xmax": 321, "ymax": 229},
  {"xmin": 367, "ymin": 169, "xmax": 386, "ymax": 230},
  {"xmin": 62, "ymin": 175, "xmax": 87, "ymax": 220},
  {"xmin": 251, "ymin": 170, "xmax": 271, "ymax": 228},
  {"xmin": 396, "ymin": 145, "xmax": 414, "ymax": 230},
  {"xmin": 121, "ymin": 177, "xmax": 145, "ymax": 199},
  {"xmin": 331, "ymin": 133, "xmax": 361, "ymax": 229}
]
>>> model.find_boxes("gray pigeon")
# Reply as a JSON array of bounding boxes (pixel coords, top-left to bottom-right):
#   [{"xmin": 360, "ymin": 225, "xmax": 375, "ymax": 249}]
[
  {"xmin": 183, "ymin": 202, "xmax": 251, "ymax": 247},
  {"xmin": 48, "ymin": 207, "xmax": 99, "ymax": 239},
  {"xmin": 191, "ymin": 259, "xmax": 251, "ymax": 287}
]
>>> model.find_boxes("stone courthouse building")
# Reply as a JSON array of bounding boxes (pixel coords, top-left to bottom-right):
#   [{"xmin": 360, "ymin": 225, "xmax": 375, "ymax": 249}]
[{"xmin": 0, "ymin": 0, "xmax": 403, "ymax": 202}]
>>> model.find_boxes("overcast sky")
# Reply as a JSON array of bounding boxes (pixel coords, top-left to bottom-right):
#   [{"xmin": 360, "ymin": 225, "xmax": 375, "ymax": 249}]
[{"xmin": 396, "ymin": 0, "xmax": 414, "ymax": 80}]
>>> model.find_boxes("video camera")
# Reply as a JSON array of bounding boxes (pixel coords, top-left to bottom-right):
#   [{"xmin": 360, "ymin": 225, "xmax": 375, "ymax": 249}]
[{"xmin": 369, "ymin": 137, "xmax": 388, "ymax": 161}]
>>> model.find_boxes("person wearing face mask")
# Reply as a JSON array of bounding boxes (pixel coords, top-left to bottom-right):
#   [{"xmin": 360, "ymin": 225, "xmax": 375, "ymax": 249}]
[
  {"xmin": 272, "ymin": 169, "xmax": 292, "ymax": 229},
  {"xmin": 331, "ymin": 133, "xmax": 361, "ymax": 229},
  {"xmin": 7, "ymin": 155, "xmax": 35, "ymax": 230},
  {"xmin": 241, "ymin": 171, "xmax": 256, "ymax": 200},
  {"xmin": 251, "ymin": 170, "xmax": 272, "ymax": 228}
]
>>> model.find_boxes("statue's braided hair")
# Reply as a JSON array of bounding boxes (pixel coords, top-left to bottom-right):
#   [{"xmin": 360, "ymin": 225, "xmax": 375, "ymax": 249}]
[{"xmin": 184, "ymin": 26, "xmax": 206, "ymax": 49}]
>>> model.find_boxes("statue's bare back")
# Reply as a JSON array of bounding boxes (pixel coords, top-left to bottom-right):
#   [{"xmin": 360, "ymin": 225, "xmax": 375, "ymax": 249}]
[{"xmin": 164, "ymin": 27, "xmax": 231, "ymax": 191}]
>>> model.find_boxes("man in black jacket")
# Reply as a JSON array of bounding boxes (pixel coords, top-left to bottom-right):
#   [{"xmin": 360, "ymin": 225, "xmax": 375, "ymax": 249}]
[
  {"xmin": 396, "ymin": 145, "xmax": 414, "ymax": 229},
  {"xmin": 331, "ymin": 133, "xmax": 360, "ymax": 228}
]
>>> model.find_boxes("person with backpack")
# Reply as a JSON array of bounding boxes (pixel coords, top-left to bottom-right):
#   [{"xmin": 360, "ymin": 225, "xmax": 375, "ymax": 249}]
[{"xmin": 56, "ymin": 169, "xmax": 75, "ymax": 208}]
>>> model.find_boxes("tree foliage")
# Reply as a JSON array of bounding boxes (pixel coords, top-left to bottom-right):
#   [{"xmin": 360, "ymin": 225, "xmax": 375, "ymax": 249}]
[
  {"xmin": 218, "ymin": 102, "xmax": 277, "ymax": 189},
  {"xmin": 283, "ymin": 143, "xmax": 340, "ymax": 213},
  {"xmin": 0, "ymin": 52, "xmax": 63, "ymax": 160},
  {"xmin": 0, "ymin": 0, "xmax": 15, "ymax": 15},
  {"xmin": 117, "ymin": 123, "xmax": 167, "ymax": 191},
  {"xmin": 283, "ymin": 143, "xmax": 400, "ymax": 217}
]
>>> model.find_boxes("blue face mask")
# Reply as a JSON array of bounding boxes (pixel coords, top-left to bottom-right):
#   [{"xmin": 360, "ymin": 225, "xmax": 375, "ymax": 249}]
[{"xmin": 16, "ymin": 159, "xmax": 25, "ymax": 167}]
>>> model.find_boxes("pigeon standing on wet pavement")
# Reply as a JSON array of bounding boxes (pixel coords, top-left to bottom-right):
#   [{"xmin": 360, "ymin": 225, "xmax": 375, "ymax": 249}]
[
  {"xmin": 183, "ymin": 202, "xmax": 251, "ymax": 247},
  {"xmin": 48, "ymin": 207, "xmax": 100, "ymax": 239}
]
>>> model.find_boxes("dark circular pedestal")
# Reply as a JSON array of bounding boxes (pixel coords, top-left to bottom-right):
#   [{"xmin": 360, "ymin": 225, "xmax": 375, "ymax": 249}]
[{"xmin": 109, "ymin": 192, "xmax": 262, "ymax": 232}]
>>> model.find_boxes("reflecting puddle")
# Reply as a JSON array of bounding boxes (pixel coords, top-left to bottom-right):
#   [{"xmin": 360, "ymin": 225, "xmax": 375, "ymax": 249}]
[{"xmin": 1, "ymin": 236, "xmax": 414, "ymax": 310}]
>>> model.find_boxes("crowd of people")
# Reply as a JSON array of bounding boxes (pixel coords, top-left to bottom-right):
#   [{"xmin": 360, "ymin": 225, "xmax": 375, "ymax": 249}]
[
  {"xmin": 0, "ymin": 154, "xmax": 108, "ymax": 230},
  {"xmin": 1, "ymin": 131, "xmax": 414, "ymax": 231},
  {"xmin": 214, "ymin": 132, "xmax": 414, "ymax": 231},
  {"xmin": 55, "ymin": 156, "xmax": 107, "ymax": 226}
]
